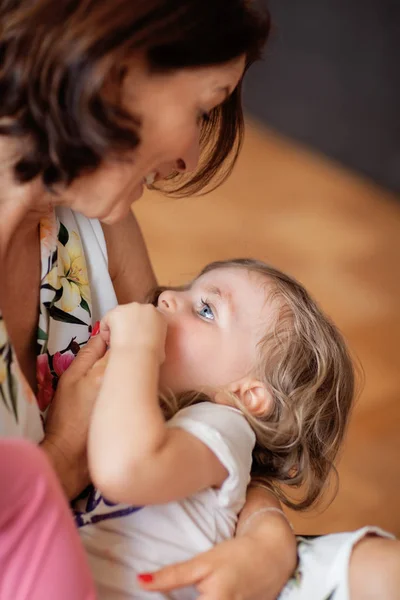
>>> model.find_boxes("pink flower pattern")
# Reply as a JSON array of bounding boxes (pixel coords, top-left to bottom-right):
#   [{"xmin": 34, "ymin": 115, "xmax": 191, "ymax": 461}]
[
  {"xmin": 37, "ymin": 209, "xmax": 93, "ymax": 414},
  {"xmin": 53, "ymin": 351, "xmax": 75, "ymax": 377},
  {"xmin": 36, "ymin": 354, "xmax": 54, "ymax": 412}
]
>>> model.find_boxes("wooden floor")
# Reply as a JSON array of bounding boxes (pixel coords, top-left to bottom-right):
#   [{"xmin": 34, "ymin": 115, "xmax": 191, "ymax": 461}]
[{"xmin": 134, "ymin": 120, "xmax": 400, "ymax": 536}]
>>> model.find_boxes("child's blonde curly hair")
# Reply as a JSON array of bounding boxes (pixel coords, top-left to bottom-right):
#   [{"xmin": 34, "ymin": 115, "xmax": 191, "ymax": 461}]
[{"xmin": 149, "ymin": 258, "xmax": 355, "ymax": 511}]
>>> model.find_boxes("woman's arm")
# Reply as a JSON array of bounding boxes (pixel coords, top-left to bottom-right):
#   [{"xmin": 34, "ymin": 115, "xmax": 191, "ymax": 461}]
[
  {"xmin": 139, "ymin": 482, "xmax": 297, "ymax": 599},
  {"xmin": 236, "ymin": 483, "xmax": 292, "ymax": 535},
  {"xmin": 235, "ymin": 485, "xmax": 297, "ymax": 592},
  {"xmin": 88, "ymin": 303, "xmax": 227, "ymax": 505},
  {"xmin": 40, "ymin": 437, "xmax": 89, "ymax": 500},
  {"xmin": 102, "ymin": 210, "xmax": 157, "ymax": 304}
]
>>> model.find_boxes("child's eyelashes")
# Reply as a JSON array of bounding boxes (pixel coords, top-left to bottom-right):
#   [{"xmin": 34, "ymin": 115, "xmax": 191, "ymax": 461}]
[{"xmin": 197, "ymin": 298, "xmax": 215, "ymax": 321}]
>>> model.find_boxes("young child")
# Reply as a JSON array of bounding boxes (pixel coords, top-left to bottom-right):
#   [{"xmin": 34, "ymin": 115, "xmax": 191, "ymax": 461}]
[{"xmin": 81, "ymin": 258, "xmax": 355, "ymax": 599}]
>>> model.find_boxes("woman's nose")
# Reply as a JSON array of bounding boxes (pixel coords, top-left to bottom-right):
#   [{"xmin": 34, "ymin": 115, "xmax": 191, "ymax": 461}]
[
  {"xmin": 157, "ymin": 127, "xmax": 200, "ymax": 179},
  {"xmin": 175, "ymin": 135, "xmax": 200, "ymax": 173}
]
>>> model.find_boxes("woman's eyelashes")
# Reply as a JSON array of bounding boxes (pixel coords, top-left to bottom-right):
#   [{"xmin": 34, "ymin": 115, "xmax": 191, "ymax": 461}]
[{"xmin": 197, "ymin": 110, "xmax": 211, "ymax": 125}]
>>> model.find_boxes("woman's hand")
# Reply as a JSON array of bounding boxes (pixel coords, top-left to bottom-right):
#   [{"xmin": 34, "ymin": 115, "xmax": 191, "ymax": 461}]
[
  {"xmin": 41, "ymin": 334, "xmax": 107, "ymax": 499},
  {"xmin": 138, "ymin": 523, "xmax": 296, "ymax": 599},
  {"xmin": 138, "ymin": 487, "xmax": 297, "ymax": 599}
]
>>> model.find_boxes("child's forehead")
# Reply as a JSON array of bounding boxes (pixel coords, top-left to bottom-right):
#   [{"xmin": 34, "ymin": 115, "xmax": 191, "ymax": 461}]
[
  {"xmin": 194, "ymin": 266, "xmax": 267, "ymax": 289},
  {"xmin": 193, "ymin": 267, "xmax": 275, "ymax": 310}
]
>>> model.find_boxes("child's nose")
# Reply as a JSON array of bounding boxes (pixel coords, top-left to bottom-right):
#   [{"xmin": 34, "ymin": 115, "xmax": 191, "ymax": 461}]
[
  {"xmin": 158, "ymin": 292, "xmax": 177, "ymax": 313},
  {"xmin": 160, "ymin": 298, "xmax": 171, "ymax": 309}
]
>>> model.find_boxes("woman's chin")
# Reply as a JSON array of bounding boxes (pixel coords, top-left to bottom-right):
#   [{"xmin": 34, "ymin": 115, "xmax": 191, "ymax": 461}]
[
  {"xmin": 102, "ymin": 184, "xmax": 145, "ymax": 224},
  {"xmin": 90, "ymin": 186, "xmax": 144, "ymax": 224},
  {"xmin": 65, "ymin": 180, "xmax": 144, "ymax": 224},
  {"xmin": 99, "ymin": 205, "xmax": 131, "ymax": 225}
]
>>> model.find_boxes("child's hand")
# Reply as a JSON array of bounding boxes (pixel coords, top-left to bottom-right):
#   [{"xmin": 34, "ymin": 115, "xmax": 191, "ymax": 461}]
[{"xmin": 100, "ymin": 303, "xmax": 167, "ymax": 363}]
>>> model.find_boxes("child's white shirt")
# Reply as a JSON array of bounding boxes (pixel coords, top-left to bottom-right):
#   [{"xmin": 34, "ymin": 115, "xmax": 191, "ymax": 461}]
[{"xmin": 78, "ymin": 402, "xmax": 256, "ymax": 599}]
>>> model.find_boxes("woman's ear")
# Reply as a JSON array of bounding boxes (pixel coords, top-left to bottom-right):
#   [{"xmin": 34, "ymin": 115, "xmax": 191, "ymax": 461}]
[{"xmin": 228, "ymin": 378, "xmax": 273, "ymax": 417}]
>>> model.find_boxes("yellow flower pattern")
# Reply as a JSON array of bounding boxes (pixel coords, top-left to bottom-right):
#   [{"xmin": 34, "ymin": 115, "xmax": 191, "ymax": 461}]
[{"xmin": 45, "ymin": 227, "xmax": 91, "ymax": 313}]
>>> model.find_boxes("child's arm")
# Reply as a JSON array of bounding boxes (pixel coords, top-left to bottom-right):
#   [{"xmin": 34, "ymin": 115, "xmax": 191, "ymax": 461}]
[{"xmin": 88, "ymin": 303, "xmax": 228, "ymax": 505}]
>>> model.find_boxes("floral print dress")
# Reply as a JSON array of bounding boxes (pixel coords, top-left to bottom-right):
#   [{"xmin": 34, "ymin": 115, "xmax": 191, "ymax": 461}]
[
  {"xmin": 37, "ymin": 211, "xmax": 94, "ymax": 413},
  {"xmin": 1, "ymin": 204, "xmax": 121, "ymax": 433},
  {"xmin": 0, "ymin": 208, "xmax": 95, "ymax": 442},
  {"xmin": 0, "ymin": 209, "xmax": 94, "ymax": 440}
]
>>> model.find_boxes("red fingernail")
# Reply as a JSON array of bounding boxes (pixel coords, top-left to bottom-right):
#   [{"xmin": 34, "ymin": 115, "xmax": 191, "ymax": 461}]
[
  {"xmin": 137, "ymin": 573, "xmax": 154, "ymax": 584},
  {"xmin": 91, "ymin": 321, "xmax": 101, "ymax": 337}
]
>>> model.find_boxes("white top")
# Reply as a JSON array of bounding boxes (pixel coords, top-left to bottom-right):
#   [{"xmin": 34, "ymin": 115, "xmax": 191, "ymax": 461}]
[
  {"xmin": 78, "ymin": 402, "xmax": 255, "ymax": 600},
  {"xmin": 72, "ymin": 208, "xmax": 118, "ymax": 321}
]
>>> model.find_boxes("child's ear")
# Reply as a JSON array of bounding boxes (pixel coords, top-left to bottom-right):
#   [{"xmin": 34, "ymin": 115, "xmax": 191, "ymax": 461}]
[{"xmin": 229, "ymin": 379, "xmax": 273, "ymax": 417}]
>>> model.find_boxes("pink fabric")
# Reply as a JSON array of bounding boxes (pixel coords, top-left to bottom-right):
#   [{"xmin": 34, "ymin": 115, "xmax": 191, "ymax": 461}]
[{"xmin": 0, "ymin": 439, "xmax": 96, "ymax": 600}]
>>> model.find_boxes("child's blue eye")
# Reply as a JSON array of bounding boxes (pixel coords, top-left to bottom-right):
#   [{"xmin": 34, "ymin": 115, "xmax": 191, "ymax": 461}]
[{"xmin": 198, "ymin": 299, "xmax": 214, "ymax": 320}]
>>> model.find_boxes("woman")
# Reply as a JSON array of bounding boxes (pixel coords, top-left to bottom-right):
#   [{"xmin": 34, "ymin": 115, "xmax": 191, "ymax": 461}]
[{"xmin": 0, "ymin": 1, "xmax": 399, "ymax": 599}]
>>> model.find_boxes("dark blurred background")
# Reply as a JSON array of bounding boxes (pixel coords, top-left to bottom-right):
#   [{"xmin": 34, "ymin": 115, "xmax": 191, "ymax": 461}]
[{"xmin": 243, "ymin": 0, "xmax": 400, "ymax": 194}]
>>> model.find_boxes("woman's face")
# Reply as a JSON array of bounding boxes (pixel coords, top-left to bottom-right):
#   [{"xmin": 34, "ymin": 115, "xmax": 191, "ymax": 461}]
[{"xmin": 58, "ymin": 54, "xmax": 246, "ymax": 224}]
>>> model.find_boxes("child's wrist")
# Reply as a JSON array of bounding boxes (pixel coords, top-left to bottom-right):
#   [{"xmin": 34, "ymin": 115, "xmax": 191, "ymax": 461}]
[{"xmin": 110, "ymin": 340, "xmax": 160, "ymax": 359}]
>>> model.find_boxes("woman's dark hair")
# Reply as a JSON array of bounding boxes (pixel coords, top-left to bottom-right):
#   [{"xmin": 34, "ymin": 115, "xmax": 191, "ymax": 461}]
[{"xmin": 0, "ymin": 0, "xmax": 270, "ymax": 194}]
